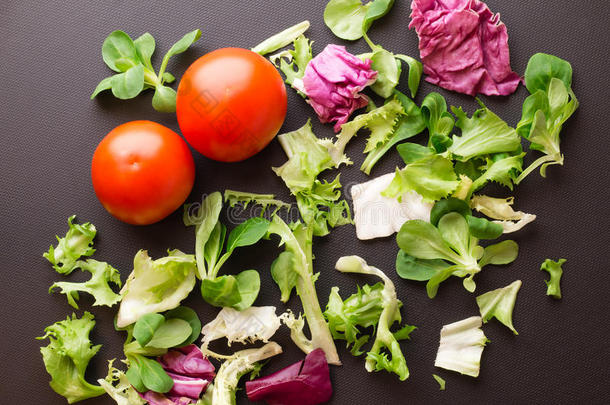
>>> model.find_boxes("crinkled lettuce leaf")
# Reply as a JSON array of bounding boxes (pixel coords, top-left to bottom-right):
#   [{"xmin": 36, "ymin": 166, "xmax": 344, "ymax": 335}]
[
  {"xmin": 434, "ymin": 316, "xmax": 487, "ymax": 377},
  {"xmin": 334, "ymin": 256, "xmax": 415, "ymax": 380},
  {"xmin": 37, "ymin": 312, "xmax": 105, "ymax": 403},
  {"xmin": 49, "ymin": 259, "xmax": 122, "ymax": 309},
  {"xmin": 476, "ymin": 280, "xmax": 522, "ymax": 334},
  {"xmin": 201, "ymin": 306, "xmax": 281, "ymax": 348},
  {"xmin": 116, "ymin": 250, "xmax": 196, "ymax": 328},
  {"xmin": 44, "ymin": 215, "xmax": 96, "ymax": 275},
  {"xmin": 98, "ymin": 360, "xmax": 145, "ymax": 405},
  {"xmin": 270, "ymin": 34, "xmax": 313, "ymax": 91}
]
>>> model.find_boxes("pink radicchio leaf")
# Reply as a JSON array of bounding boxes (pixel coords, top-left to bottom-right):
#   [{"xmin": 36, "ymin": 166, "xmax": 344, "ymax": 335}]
[
  {"xmin": 166, "ymin": 372, "xmax": 210, "ymax": 400},
  {"xmin": 409, "ymin": 0, "xmax": 521, "ymax": 96},
  {"xmin": 139, "ymin": 391, "xmax": 184, "ymax": 405},
  {"xmin": 159, "ymin": 344, "xmax": 216, "ymax": 380},
  {"xmin": 245, "ymin": 348, "xmax": 332, "ymax": 405},
  {"xmin": 300, "ymin": 44, "xmax": 377, "ymax": 132}
]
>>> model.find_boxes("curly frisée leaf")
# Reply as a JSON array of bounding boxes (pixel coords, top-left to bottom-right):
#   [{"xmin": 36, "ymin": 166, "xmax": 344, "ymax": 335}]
[
  {"xmin": 116, "ymin": 250, "xmax": 197, "ymax": 328},
  {"xmin": 434, "ymin": 316, "xmax": 487, "ymax": 378},
  {"xmin": 49, "ymin": 259, "xmax": 122, "ymax": 309},
  {"xmin": 37, "ymin": 312, "xmax": 105, "ymax": 403},
  {"xmin": 476, "ymin": 280, "xmax": 522, "ymax": 334},
  {"xmin": 98, "ymin": 361, "xmax": 145, "ymax": 405},
  {"xmin": 334, "ymin": 256, "xmax": 415, "ymax": 380},
  {"xmin": 44, "ymin": 215, "xmax": 96, "ymax": 275}
]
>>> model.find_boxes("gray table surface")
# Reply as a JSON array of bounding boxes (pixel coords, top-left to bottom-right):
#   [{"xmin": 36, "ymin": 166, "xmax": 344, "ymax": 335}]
[{"xmin": 1, "ymin": 0, "xmax": 609, "ymax": 404}]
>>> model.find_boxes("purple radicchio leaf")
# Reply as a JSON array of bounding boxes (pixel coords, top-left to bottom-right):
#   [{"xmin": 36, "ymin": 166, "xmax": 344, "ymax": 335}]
[
  {"xmin": 409, "ymin": 0, "xmax": 521, "ymax": 96},
  {"xmin": 296, "ymin": 44, "xmax": 377, "ymax": 132},
  {"xmin": 246, "ymin": 348, "xmax": 332, "ymax": 405},
  {"xmin": 159, "ymin": 344, "xmax": 216, "ymax": 380}
]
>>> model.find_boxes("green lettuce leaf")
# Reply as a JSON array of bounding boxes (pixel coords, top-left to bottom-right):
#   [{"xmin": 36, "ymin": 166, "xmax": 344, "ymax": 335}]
[
  {"xmin": 420, "ymin": 92, "xmax": 454, "ymax": 151},
  {"xmin": 334, "ymin": 256, "xmax": 415, "ymax": 380},
  {"xmin": 468, "ymin": 154, "xmax": 525, "ymax": 197},
  {"xmin": 252, "ymin": 21, "xmax": 310, "ymax": 56},
  {"xmin": 269, "ymin": 34, "xmax": 313, "ymax": 91},
  {"xmin": 49, "ymin": 259, "xmax": 122, "ymax": 309},
  {"xmin": 383, "ymin": 155, "xmax": 459, "ymax": 202},
  {"xmin": 44, "ymin": 215, "xmax": 96, "ymax": 275},
  {"xmin": 541, "ymin": 258, "xmax": 566, "ymax": 299},
  {"xmin": 515, "ymin": 53, "xmax": 578, "ymax": 183},
  {"xmin": 116, "ymin": 250, "xmax": 197, "ymax": 328},
  {"xmin": 324, "ymin": 0, "xmax": 394, "ymax": 41},
  {"xmin": 476, "ymin": 280, "xmax": 522, "ymax": 334},
  {"xmin": 98, "ymin": 360, "xmax": 145, "ymax": 405},
  {"xmin": 449, "ymin": 102, "xmax": 521, "ymax": 161},
  {"xmin": 37, "ymin": 312, "xmax": 105, "ymax": 403}
]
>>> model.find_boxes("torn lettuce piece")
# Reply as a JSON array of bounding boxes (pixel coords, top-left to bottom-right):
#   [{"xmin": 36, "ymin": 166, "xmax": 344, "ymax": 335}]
[
  {"xmin": 449, "ymin": 102, "xmax": 521, "ymax": 161},
  {"xmin": 252, "ymin": 21, "xmax": 310, "ymax": 56},
  {"xmin": 471, "ymin": 195, "xmax": 536, "ymax": 233},
  {"xmin": 360, "ymin": 91, "xmax": 426, "ymax": 174},
  {"xmin": 98, "ymin": 360, "xmax": 146, "ymax": 405},
  {"xmin": 434, "ymin": 316, "xmax": 487, "ymax": 378},
  {"xmin": 273, "ymin": 120, "xmax": 352, "ymax": 237},
  {"xmin": 476, "ymin": 280, "xmax": 522, "ymax": 334},
  {"xmin": 116, "ymin": 250, "xmax": 197, "ymax": 328},
  {"xmin": 468, "ymin": 154, "xmax": 524, "ymax": 198},
  {"xmin": 224, "ymin": 190, "xmax": 290, "ymax": 214},
  {"xmin": 516, "ymin": 54, "xmax": 578, "ymax": 183},
  {"xmin": 324, "ymin": 0, "xmax": 395, "ymax": 41},
  {"xmin": 270, "ymin": 34, "xmax": 313, "ymax": 91},
  {"xmin": 335, "ymin": 256, "xmax": 415, "ymax": 380},
  {"xmin": 432, "ymin": 374, "xmax": 446, "ymax": 391},
  {"xmin": 204, "ymin": 342, "xmax": 282, "ymax": 405},
  {"xmin": 383, "ymin": 155, "xmax": 459, "ymax": 202},
  {"xmin": 397, "ymin": 213, "xmax": 519, "ymax": 297},
  {"xmin": 43, "ymin": 215, "xmax": 96, "ymax": 275},
  {"xmin": 49, "ymin": 259, "xmax": 121, "ymax": 309},
  {"xmin": 541, "ymin": 258, "xmax": 566, "ymax": 299},
  {"xmin": 351, "ymin": 172, "xmax": 432, "ymax": 240},
  {"xmin": 325, "ymin": 98, "xmax": 406, "ymax": 170},
  {"xmin": 201, "ymin": 306, "xmax": 281, "ymax": 348},
  {"xmin": 420, "ymin": 92, "xmax": 454, "ymax": 151},
  {"xmin": 37, "ymin": 312, "xmax": 105, "ymax": 403}
]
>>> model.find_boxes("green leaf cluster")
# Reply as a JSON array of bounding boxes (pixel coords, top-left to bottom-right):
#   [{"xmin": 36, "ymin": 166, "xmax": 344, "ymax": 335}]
[
  {"xmin": 332, "ymin": 256, "xmax": 415, "ymax": 380},
  {"xmin": 37, "ymin": 312, "xmax": 105, "ymax": 403},
  {"xmin": 43, "ymin": 215, "xmax": 96, "ymax": 275},
  {"xmin": 396, "ymin": 199, "xmax": 519, "ymax": 298},
  {"xmin": 184, "ymin": 192, "xmax": 269, "ymax": 310},
  {"xmin": 92, "ymin": 29, "xmax": 201, "ymax": 112},
  {"xmin": 516, "ymin": 54, "xmax": 578, "ymax": 183}
]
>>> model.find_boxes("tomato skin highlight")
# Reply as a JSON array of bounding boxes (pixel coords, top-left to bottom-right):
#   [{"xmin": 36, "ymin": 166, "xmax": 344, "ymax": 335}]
[
  {"xmin": 176, "ymin": 47, "xmax": 287, "ymax": 162},
  {"xmin": 91, "ymin": 120, "xmax": 195, "ymax": 225}
]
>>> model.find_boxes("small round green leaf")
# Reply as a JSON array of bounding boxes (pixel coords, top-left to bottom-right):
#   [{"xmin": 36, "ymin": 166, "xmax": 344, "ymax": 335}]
[
  {"xmin": 133, "ymin": 313, "xmax": 165, "ymax": 347},
  {"xmin": 102, "ymin": 30, "xmax": 138, "ymax": 72},
  {"xmin": 164, "ymin": 306, "xmax": 202, "ymax": 346},
  {"xmin": 430, "ymin": 198, "xmax": 471, "ymax": 226},
  {"xmin": 233, "ymin": 269, "xmax": 261, "ymax": 311},
  {"xmin": 146, "ymin": 318, "xmax": 192, "ymax": 349},
  {"xmin": 152, "ymin": 85, "xmax": 177, "ymax": 113}
]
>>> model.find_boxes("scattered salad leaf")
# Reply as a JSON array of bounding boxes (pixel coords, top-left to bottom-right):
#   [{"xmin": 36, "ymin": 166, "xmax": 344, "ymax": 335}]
[
  {"xmin": 396, "ymin": 213, "xmax": 518, "ymax": 297},
  {"xmin": 432, "ymin": 374, "xmax": 446, "ymax": 391},
  {"xmin": 98, "ymin": 360, "xmax": 146, "ymax": 405},
  {"xmin": 541, "ymin": 258, "xmax": 566, "ymax": 299},
  {"xmin": 351, "ymin": 172, "xmax": 432, "ymax": 240},
  {"xmin": 471, "ymin": 195, "xmax": 537, "ymax": 233},
  {"xmin": 420, "ymin": 92, "xmax": 454, "ymax": 150},
  {"xmin": 334, "ymin": 256, "xmax": 415, "ymax": 380},
  {"xmin": 449, "ymin": 102, "xmax": 521, "ymax": 161},
  {"xmin": 246, "ymin": 348, "xmax": 332, "ymax": 405},
  {"xmin": 515, "ymin": 53, "xmax": 578, "ymax": 183},
  {"xmin": 93, "ymin": 29, "xmax": 201, "ymax": 112},
  {"xmin": 252, "ymin": 21, "xmax": 311, "ymax": 55},
  {"xmin": 49, "ymin": 259, "xmax": 122, "ymax": 309},
  {"xmin": 204, "ymin": 342, "xmax": 283, "ymax": 405},
  {"xmin": 116, "ymin": 250, "xmax": 197, "ymax": 328},
  {"xmin": 409, "ymin": 0, "xmax": 521, "ymax": 96},
  {"xmin": 434, "ymin": 316, "xmax": 487, "ymax": 377},
  {"xmin": 37, "ymin": 312, "xmax": 105, "ymax": 403},
  {"xmin": 270, "ymin": 34, "xmax": 313, "ymax": 92},
  {"xmin": 476, "ymin": 280, "xmax": 522, "ymax": 334},
  {"xmin": 396, "ymin": 250, "xmax": 449, "ymax": 281},
  {"xmin": 294, "ymin": 45, "xmax": 378, "ymax": 132},
  {"xmin": 43, "ymin": 215, "xmax": 96, "ymax": 275},
  {"xmin": 133, "ymin": 313, "xmax": 166, "ymax": 347},
  {"xmin": 202, "ymin": 306, "xmax": 281, "ymax": 348},
  {"xmin": 468, "ymin": 154, "xmax": 525, "ymax": 198},
  {"xmin": 324, "ymin": 0, "xmax": 394, "ymax": 41}
]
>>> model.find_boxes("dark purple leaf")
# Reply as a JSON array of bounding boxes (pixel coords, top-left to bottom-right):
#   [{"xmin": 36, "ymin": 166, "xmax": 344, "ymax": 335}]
[{"xmin": 246, "ymin": 348, "xmax": 332, "ymax": 405}]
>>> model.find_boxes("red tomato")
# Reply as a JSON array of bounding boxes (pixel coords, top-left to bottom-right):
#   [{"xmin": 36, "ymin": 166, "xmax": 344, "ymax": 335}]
[
  {"xmin": 91, "ymin": 120, "xmax": 195, "ymax": 225},
  {"xmin": 176, "ymin": 47, "xmax": 287, "ymax": 162}
]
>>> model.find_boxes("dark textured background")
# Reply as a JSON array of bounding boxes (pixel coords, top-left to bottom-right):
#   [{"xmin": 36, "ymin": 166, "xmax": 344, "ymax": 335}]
[{"xmin": 1, "ymin": 1, "xmax": 609, "ymax": 404}]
